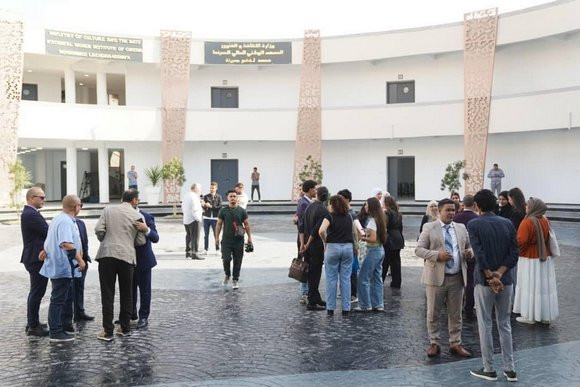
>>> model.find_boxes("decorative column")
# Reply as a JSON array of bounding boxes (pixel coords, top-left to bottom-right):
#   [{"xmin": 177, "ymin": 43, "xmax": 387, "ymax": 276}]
[
  {"xmin": 463, "ymin": 8, "xmax": 498, "ymax": 195},
  {"xmin": 160, "ymin": 30, "xmax": 191, "ymax": 204},
  {"xmin": 0, "ymin": 14, "xmax": 23, "ymax": 207},
  {"xmin": 291, "ymin": 30, "xmax": 321, "ymax": 201},
  {"xmin": 65, "ymin": 145, "xmax": 78, "ymax": 195}
]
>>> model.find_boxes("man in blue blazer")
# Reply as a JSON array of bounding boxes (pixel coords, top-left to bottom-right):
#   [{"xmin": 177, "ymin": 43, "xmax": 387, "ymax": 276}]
[
  {"xmin": 132, "ymin": 208, "xmax": 159, "ymax": 329},
  {"xmin": 74, "ymin": 216, "xmax": 95, "ymax": 322},
  {"xmin": 20, "ymin": 187, "xmax": 49, "ymax": 336}
]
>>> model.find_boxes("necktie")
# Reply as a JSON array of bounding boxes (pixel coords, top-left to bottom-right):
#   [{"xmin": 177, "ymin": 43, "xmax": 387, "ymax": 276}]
[{"xmin": 443, "ymin": 225, "xmax": 454, "ymax": 269}]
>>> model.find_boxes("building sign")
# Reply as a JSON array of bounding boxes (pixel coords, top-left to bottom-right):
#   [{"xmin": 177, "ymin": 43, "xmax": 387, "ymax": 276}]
[
  {"xmin": 205, "ymin": 42, "xmax": 291, "ymax": 64},
  {"xmin": 45, "ymin": 29, "xmax": 143, "ymax": 62}
]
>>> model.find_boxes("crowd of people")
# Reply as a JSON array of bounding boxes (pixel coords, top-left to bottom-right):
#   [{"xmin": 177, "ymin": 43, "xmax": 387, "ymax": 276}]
[{"xmin": 293, "ymin": 181, "xmax": 560, "ymax": 382}]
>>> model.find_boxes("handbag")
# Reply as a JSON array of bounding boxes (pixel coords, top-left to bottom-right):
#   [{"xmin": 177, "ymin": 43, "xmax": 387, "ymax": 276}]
[
  {"xmin": 288, "ymin": 257, "xmax": 309, "ymax": 283},
  {"xmin": 548, "ymin": 227, "xmax": 560, "ymax": 257},
  {"xmin": 357, "ymin": 240, "xmax": 368, "ymax": 263}
]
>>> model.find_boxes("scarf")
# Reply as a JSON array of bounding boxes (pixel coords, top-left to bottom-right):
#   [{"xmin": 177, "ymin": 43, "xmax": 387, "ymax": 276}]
[{"xmin": 526, "ymin": 197, "xmax": 548, "ymax": 261}]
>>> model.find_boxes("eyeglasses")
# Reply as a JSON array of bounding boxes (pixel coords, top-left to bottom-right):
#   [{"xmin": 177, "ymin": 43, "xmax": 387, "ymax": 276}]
[{"xmin": 33, "ymin": 195, "xmax": 46, "ymax": 200}]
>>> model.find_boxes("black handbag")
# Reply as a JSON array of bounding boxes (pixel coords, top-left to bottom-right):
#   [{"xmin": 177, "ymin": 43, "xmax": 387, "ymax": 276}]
[{"xmin": 288, "ymin": 257, "xmax": 309, "ymax": 283}]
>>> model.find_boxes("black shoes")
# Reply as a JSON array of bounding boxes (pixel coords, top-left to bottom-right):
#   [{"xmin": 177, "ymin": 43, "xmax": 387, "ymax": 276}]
[
  {"xmin": 306, "ymin": 304, "xmax": 325, "ymax": 311},
  {"xmin": 191, "ymin": 254, "xmax": 205, "ymax": 260},
  {"xmin": 137, "ymin": 319, "xmax": 148, "ymax": 329},
  {"xmin": 470, "ymin": 368, "xmax": 498, "ymax": 381},
  {"xmin": 74, "ymin": 313, "xmax": 94, "ymax": 322},
  {"xmin": 26, "ymin": 324, "xmax": 49, "ymax": 337},
  {"xmin": 327, "ymin": 310, "xmax": 334, "ymax": 316},
  {"xmin": 503, "ymin": 370, "xmax": 518, "ymax": 382}
]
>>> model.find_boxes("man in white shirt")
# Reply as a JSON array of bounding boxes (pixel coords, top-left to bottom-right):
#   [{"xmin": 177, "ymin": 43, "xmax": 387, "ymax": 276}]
[
  {"xmin": 235, "ymin": 182, "xmax": 249, "ymax": 210},
  {"xmin": 182, "ymin": 183, "xmax": 204, "ymax": 260}
]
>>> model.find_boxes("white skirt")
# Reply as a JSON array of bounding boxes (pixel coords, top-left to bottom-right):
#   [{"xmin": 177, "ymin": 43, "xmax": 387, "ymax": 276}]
[{"xmin": 513, "ymin": 256, "xmax": 559, "ymax": 322}]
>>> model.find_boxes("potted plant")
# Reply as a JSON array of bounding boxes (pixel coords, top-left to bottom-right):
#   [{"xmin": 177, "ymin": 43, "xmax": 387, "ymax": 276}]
[
  {"xmin": 9, "ymin": 159, "xmax": 32, "ymax": 209},
  {"xmin": 143, "ymin": 165, "xmax": 162, "ymax": 204},
  {"xmin": 161, "ymin": 157, "xmax": 186, "ymax": 216}
]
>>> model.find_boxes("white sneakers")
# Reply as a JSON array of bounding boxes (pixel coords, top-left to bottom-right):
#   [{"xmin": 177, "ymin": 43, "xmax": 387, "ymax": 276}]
[
  {"xmin": 232, "ymin": 280, "xmax": 239, "ymax": 289},
  {"xmin": 516, "ymin": 317, "xmax": 536, "ymax": 325},
  {"xmin": 223, "ymin": 276, "xmax": 230, "ymax": 286}
]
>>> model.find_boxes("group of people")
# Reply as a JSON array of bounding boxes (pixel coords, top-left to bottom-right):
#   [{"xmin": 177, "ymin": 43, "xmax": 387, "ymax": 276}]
[{"xmin": 293, "ymin": 179, "xmax": 559, "ymax": 383}]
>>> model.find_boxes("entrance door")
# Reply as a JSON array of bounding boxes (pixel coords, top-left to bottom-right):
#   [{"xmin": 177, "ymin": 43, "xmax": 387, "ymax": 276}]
[
  {"xmin": 211, "ymin": 159, "xmax": 238, "ymax": 197},
  {"xmin": 108, "ymin": 149, "xmax": 124, "ymax": 200},
  {"xmin": 60, "ymin": 161, "xmax": 67, "ymax": 199},
  {"xmin": 387, "ymin": 157, "xmax": 415, "ymax": 200}
]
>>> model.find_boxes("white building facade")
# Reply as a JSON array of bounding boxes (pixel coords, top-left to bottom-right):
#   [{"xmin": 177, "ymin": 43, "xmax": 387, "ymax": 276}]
[{"xmin": 12, "ymin": 0, "xmax": 580, "ymax": 203}]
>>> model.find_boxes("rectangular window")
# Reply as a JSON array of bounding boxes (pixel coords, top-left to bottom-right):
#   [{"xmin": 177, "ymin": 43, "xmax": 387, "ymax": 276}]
[
  {"xmin": 211, "ymin": 87, "xmax": 239, "ymax": 108},
  {"xmin": 386, "ymin": 81, "xmax": 415, "ymax": 104},
  {"xmin": 22, "ymin": 83, "xmax": 38, "ymax": 101}
]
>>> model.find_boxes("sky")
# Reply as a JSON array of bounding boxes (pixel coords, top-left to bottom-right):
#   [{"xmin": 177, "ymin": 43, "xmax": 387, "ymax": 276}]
[{"xmin": 1, "ymin": 0, "xmax": 555, "ymax": 39}]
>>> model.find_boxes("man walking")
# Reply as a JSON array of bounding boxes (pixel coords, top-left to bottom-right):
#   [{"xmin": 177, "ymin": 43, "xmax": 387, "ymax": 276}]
[
  {"xmin": 94, "ymin": 189, "xmax": 147, "ymax": 341},
  {"xmin": 468, "ymin": 189, "xmax": 519, "ymax": 382},
  {"xmin": 250, "ymin": 167, "xmax": 261, "ymax": 202},
  {"xmin": 294, "ymin": 180, "xmax": 317, "ymax": 304},
  {"xmin": 41, "ymin": 195, "xmax": 86, "ymax": 343},
  {"xmin": 415, "ymin": 198, "xmax": 473, "ymax": 358},
  {"xmin": 215, "ymin": 190, "xmax": 253, "ymax": 289},
  {"xmin": 182, "ymin": 183, "xmax": 204, "ymax": 260},
  {"xmin": 73, "ymin": 215, "xmax": 94, "ymax": 322},
  {"xmin": 21, "ymin": 187, "xmax": 49, "ymax": 337},
  {"xmin": 453, "ymin": 194, "xmax": 479, "ymax": 319},
  {"xmin": 299, "ymin": 186, "xmax": 330, "ymax": 311},
  {"xmin": 132, "ymin": 205, "xmax": 159, "ymax": 329},
  {"xmin": 202, "ymin": 182, "xmax": 222, "ymax": 254},
  {"xmin": 487, "ymin": 163, "xmax": 505, "ymax": 197}
]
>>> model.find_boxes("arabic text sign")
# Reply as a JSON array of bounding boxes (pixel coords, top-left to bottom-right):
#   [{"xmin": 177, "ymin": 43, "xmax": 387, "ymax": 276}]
[
  {"xmin": 205, "ymin": 42, "xmax": 291, "ymax": 64},
  {"xmin": 45, "ymin": 30, "xmax": 143, "ymax": 62}
]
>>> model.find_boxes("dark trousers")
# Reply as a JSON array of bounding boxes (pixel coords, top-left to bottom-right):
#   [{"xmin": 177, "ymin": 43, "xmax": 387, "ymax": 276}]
[
  {"xmin": 185, "ymin": 221, "xmax": 200, "ymax": 254},
  {"xmin": 251, "ymin": 185, "xmax": 261, "ymax": 201},
  {"xmin": 382, "ymin": 249, "xmax": 402, "ymax": 288},
  {"xmin": 73, "ymin": 261, "xmax": 88, "ymax": 318},
  {"xmin": 132, "ymin": 269, "xmax": 152, "ymax": 320},
  {"xmin": 464, "ymin": 259, "xmax": 476, "ymax": 315},
  {"xmin": 24, "ymin": 262, "xmax": 48, "ymax": 327},
  {"xmin": 48, "ymin": 278, "xmax": 73, "ymax": 336},
  {"xmin": 305, "ymin": 246, "xmax": 324, "ymax": 305},
  {"xmin": 98, "ymin": 257, "xmax": 134, "ymax": 334},
  {"xmin": 203, "ymin": 218, "xmax": 218, "ymax": 251},
  {"xmin": 222, "ymin": 241, "xmax": 244, "ymax": 280}
]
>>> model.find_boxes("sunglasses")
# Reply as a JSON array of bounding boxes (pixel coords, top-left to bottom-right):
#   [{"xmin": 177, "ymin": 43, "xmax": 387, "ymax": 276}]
[{"xmin": 33, "ymin": 195, "xmax": 46, "ymax": 200}]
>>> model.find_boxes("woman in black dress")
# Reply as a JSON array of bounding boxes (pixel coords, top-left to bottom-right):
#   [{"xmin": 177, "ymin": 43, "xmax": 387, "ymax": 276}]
[{"xmin": 382, "ymin": 196, "xmax": 404, "ymax": 288}]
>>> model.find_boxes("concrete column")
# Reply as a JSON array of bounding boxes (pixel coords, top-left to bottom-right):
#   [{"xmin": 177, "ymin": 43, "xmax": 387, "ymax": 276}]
[
  {"xmin": 65, "ymin": 146, "xmax": 77, "ymax": 195},
  {"xmin": 96, "ymin": 72, "xmax": 108, "ymax": 105},
  {"xmin": 64, "ymin": 67, "xmax": 76, "ymax": 104},
  {"xmin": 98, "ymin": 143, "xmax": 109, "ymax": 203}
]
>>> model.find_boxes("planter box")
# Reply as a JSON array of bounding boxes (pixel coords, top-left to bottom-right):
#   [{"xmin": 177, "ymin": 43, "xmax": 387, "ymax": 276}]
[{"xmin": 144, "ymin": 186, "xmax": 161, "ymax": 204}]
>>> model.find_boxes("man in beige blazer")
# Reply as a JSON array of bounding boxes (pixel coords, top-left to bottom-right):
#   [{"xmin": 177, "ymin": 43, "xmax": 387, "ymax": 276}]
[
  {"xmin": 95, "ymin": 189, "xmax": 147, "ymax": 341},
  {"xmin": 416, "ymin": 198, "xmax": 473, "ymax": 358}
]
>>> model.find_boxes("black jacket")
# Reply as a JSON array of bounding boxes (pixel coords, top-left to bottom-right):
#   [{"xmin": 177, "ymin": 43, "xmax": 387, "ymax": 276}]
[
  {"xmin": 20, "ymin": 205, "xmax": 48, "ymax": 265},
  {"xmin": 385, "ymin": 210, "xmax": 404, "ymax": 250}
]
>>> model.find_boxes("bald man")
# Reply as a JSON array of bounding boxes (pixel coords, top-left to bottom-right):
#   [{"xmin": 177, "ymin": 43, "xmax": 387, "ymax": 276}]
[
  {"xmin": 21, "ymin": 187, "xmax": 50, "ymax": 337},
  {"xmin": 41, "ymin": 195, "xmax": 86, "ymax": 343}
]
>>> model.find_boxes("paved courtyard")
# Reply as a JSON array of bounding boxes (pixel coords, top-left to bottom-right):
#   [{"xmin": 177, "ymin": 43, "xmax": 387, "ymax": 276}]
[{"xmin": 0, "ymin": 214, "xmax": 579, "ymax": 386}]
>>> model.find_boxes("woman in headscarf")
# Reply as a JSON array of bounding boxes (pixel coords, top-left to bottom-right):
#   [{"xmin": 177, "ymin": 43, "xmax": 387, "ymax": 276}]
[{"xmin": 513, "ymin": 197, "xmax": 559, "ymax": 324}]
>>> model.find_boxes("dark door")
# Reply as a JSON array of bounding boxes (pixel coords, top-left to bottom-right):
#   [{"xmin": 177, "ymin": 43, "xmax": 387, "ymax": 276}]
[
  {"xmin": 60, "ymin": 161, "xmax": 67, "ymax": 199},
  {"xmin": 211, "ymin": 159, "xmax": 238, "ymax": 197},
  {"xmin": 387, "ymin": 156, "xmax": 415, "ymax": 200},
  {"xmin": 22, "ymin": 84, "xmax": 38, "ymax": 101},
  {"xmin": 211, "ymin": 87, "xmax": 239, "ymax": 108}
]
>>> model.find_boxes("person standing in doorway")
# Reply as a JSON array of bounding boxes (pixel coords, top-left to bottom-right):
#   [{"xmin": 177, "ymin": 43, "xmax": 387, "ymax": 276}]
[
  {"xmin": 487, "ymin": 163, "xmax": 505, "ymax": 197},
  {"xmin": 215, "ymin": 190, "xmax": 253, "ymax": 290},
  {"xmin": 203, "ymin": 182, "xmax": 222, "ymax": 255},
  {"xmin": 250, "ymin": 167, "xmax": 261, "ymax": 203},
  {"xmin": 127, "ymin": 165, "xmax": 138, "ymax": 190}
]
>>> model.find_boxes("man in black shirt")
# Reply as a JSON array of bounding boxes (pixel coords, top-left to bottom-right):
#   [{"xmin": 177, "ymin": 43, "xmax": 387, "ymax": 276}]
[
  {"xmin": 202, "ymin": 182, "xmax": 223, "ymax": 254},
  {"xmin": 300, "ymin": 186, "xmax": 329, "ymax": 311}
]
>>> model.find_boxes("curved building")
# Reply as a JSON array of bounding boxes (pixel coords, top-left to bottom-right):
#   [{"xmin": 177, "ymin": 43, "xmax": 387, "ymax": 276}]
[{"xmin": 1, "ymin": 0, "xmax": 579, "ymax": 204}]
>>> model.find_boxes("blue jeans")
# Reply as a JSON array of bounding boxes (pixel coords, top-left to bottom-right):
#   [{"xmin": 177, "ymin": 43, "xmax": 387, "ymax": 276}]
[
  {"xmin": 48, "ymin": 278, "xmax": 73, "ymax": 336},
  {"xmin": 357, "ymin": 245, "xmax": 384, "ymax": 309},
  {"xmin": 203, "ymin": 218, "xmax": 218, "ymax": 251},
  {"xmin": 299, "ymin": 281, "xmax": 309, "ymax": 296},
  {"xmin": 324, "ymin": 243, "xmax": 353, "ymax": 311}
]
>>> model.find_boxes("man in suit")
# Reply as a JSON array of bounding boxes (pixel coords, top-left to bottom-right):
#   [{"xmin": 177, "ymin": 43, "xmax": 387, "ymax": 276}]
[
  {"xmin": 453, "ymin": 194, "xmax": 479, "ymax": 319},
  {"xmin": 21, "ymin": 187, "xmax": 49, "ymax": 337},
  {"xmin": 131, "ymin": 207, "xmax": 159, "ymax": 329},
  {"xmin": 467, "ymin": 189, "xmax": 519, "ymax": 382},
  {"xmin": 95, "ymin": 189, "xmax": 147, "ymax": 341},
  {"xmin": 416, "ymin": 198, "xmax": 473, "ymax": 358},
  {"xmin": 73, "ymin": 216, "xmax": 95, "ymax": 322}
]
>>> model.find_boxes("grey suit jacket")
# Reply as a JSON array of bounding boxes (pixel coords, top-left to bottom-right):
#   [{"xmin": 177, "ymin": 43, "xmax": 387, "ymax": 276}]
[
  {"xmin": 95, "ymin": 202, "xmax": 146, "ymax": 265},
  {"xmin": 415, "ymin": 220, "xmax": 472, "ymax": 287}
]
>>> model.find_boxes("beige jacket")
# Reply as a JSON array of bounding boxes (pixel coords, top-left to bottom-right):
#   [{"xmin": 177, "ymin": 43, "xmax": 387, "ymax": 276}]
[
  {"xmin": 95, "ymin": 202, "xmax": 146, "ymax": 265},
  {"xmin": 415, "ymin": 220, "xmax": 472, "ymax": 287}
]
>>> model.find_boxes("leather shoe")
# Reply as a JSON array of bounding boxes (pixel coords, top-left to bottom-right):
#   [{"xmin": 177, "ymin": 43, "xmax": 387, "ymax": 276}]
[
  {"xmin": 450, "ymin": 344, "xmax": 472, "ymax": 357},
  {"xmin": 137, "ymin": 319, "xmax": 148, "ymax": 329},
  {"xmin": 75, "ymin": 313, "xmax": 95, "ymax": 322},
  {"xmin": 27, "ymin": 324, "xmax": 49, "ymax": 337},
  {"xmin": 427, "ymin": 343, "xmax": 441, "ymax": 357},
  {"xmin": 192, "ymin": 255, "xmax": 205, "ymax": 260},
  {"xmin": 316, "ymin": 300, "xmax": 327, "ymax": 307},
  {"xmin": 306, "ymin": 303, "xmax": 325, "ymax": 311}
]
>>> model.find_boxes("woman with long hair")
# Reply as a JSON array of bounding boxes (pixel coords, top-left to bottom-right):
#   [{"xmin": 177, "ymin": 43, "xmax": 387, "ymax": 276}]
[
  {"xmin": 450, "ymin": 191, "xmax": 461, "ymax": 212},
  {"xmin": 318, "ymin": 195, "xmax": 355, "ymax": 316},
  {"xmin": 508, "ymin": 187, "xmax": 526, "ymax": 231},
  {"xmin": 355, "ymin": 197, "xmax": 387, "ymax": 312},
  {"xmin": 496, "ymin": 190, "xmax": 513, "ymax": 219},
  {"xmin": 382, "ymin": 196, "xmax": 404, "ymax": 288},
  {"xmin": 420, "ymin": 200, "xmax": 438, "ymax": 234},
  {"xmin": 513, "ymin": 197, "xmax": 559, "ymax": 324}
]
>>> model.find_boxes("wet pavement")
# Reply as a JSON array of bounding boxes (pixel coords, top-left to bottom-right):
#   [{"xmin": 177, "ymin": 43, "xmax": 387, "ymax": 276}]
[{"xmin": 0, "ymin": 215, "xmax": 579, "ymax": 386}]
